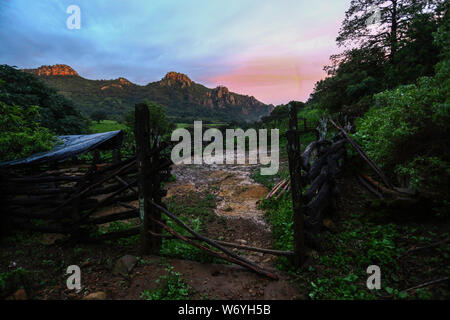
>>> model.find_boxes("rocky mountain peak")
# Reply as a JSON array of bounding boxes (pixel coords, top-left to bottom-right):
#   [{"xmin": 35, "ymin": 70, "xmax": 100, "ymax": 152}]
[
  {"xmin": 160, "ymin": 71, "xmax": 192, "ymax": 88},
  {"xmin": 213, "ymin": 86, "xmax": 230, "ymax": 98},
  {"xmin": 26, "ymin": 64, "xmax": 79, "ymax": 76}
]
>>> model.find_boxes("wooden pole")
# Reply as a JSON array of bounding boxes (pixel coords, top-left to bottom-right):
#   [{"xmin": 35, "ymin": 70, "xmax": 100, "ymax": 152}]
[
  {"xmin": 286, "ymin": 102, "xmax": 306, "ymax": 267},
  {"xmin": 135, "ymin": 103, "xmax": 156, "ymax": 255}
]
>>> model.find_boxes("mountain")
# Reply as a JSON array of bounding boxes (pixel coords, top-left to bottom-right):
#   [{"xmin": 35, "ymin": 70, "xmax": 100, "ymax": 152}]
[{"xmin": 22, "ymin": 65, "xmax": 274, "ymax": 123}]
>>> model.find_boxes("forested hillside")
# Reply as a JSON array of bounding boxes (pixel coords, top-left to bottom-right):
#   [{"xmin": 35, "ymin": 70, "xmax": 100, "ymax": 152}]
[
  {"xmin": 0, "ymin": 65, "xmax": 88, "ymax": 161},
  {"xmin": 23, "ymin": 66, "xmax": 273, "ymax": 124}
]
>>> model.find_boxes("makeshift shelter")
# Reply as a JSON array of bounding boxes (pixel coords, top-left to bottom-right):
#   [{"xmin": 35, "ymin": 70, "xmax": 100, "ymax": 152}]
[{"xmin": 0, "ymin": 130, "xmax": 124, "ymax": 168}]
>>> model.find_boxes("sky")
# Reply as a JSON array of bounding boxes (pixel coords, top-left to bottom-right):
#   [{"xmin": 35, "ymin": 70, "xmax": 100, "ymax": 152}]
[{"xmin": 0, "ymin": 0, "xmax": 351, "ymax": 105}]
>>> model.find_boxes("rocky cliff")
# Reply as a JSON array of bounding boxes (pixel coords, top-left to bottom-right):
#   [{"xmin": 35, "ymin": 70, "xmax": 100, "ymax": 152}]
[{"xmin": 23, "ymin": 64, "xmax": 78, "ymax": 76}]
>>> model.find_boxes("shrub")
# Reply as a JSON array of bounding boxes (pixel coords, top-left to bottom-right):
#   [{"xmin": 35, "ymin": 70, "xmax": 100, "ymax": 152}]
[{"xmin": 0, "ymin": 103, "xmax": 56, "ymax": 162}]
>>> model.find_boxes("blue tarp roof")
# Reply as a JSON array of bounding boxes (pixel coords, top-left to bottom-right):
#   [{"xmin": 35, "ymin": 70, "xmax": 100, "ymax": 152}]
[{"xmin": 0, "ymin": 130, "xmax": 123, "ymax": 167}]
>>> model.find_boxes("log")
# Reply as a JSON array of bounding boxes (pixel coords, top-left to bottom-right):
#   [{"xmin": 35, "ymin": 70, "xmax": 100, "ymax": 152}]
[
  {"xmin": 265, "ymin": 180, "xmax": 284, "ymax": 199},
  {"xmin": 357, "ymin": 174, "xmax": 384, "ymax": 199},
  {"xmin": 404, "ymin": 277, "xmax": 449, "ymax": 292},
  {"xmin": 115, "ymin": 175, "xmax": 138, "ymax": 194},
  {"xmin": 266, "ymin": 179, "xmax": 287, "ymax": 200},
  {"xmin": 329, "ymin": 118, "xmax": 393, "ymax": 188},
  {"xmin": 148, "ymin": 231, "xmax": 294, "ymax": 257},
  {"xmin": 304, "ymin": 166, "xmax": 329, "ymax": 202},
  {"xmin": 7, "ymin": 175, "xmax": 82, "ymax": 183},
  {"xmin": 47, "ymin": 159, "xmax": 138, "ymax": 216},
  {"xmin": 0, "ymin": 187, "xmax": 75, "ymax": 196},
  {"xmin": 305, "ymin": 182, "xmax": 332, "ymax": 230},
  {"xmin": 301, "ymin": 140, "xmax": 331, "ymax": 170},
  {"xmin": 359, "ymin": 172, "xmax": 400, "ymax": 197},
  {"xmin": 286, "ymin": 102, "xmax": 306, "ymax": 267},
  {"xmin": 308, "ymin": 140, "xmax": 346, "ymax": 181},
  {"xmin": 275, "ymin": 180, "xmax": 291, "ymax": 199},
  {"xmin": 153, "ymin": 217, "xmax": 279, "ymax": 280},
  {"xmin": 83, "ymin": 209, "xmax": 139, "ymax": 225},
  {"xmin": 149, "ymin": 200, "xmax": 278, "ymax": 279}
]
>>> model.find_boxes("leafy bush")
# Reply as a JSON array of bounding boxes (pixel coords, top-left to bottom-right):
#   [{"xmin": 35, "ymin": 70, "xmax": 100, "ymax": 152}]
[
  {"xmin": 140, "ymin": 265, "xmax": 192, "ymax": 300},
  {"xmin": 0, "ymin": 103, "xmax": 56, "ymax": 161},
  {"xmin": 354, "ymin": 23, "xmax": 450, "ymax": 206}
]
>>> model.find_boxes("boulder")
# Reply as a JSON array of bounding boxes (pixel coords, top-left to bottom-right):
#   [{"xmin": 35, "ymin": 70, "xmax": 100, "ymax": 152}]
[{"xmin": 112, "ymin": 255, "xmax": 137, "ymax": 276}]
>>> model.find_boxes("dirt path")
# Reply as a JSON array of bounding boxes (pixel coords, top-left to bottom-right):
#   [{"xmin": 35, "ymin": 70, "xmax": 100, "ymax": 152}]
[{"xmin": 154, "ymin": 158, "xmax": 299, "ymax": 298}]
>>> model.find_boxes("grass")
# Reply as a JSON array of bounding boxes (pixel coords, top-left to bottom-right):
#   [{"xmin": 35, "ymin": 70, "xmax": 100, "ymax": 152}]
[
  {"xmin": 89, "ymin": 120, "xmax": 127, "ymax": 133},
  {"xmin": 140, "ymin": 265, "xmax": 193, "ymax": 300},
  {"xmin": 160, "ymin": 192, "xmax": 224, "ymax": 263}
]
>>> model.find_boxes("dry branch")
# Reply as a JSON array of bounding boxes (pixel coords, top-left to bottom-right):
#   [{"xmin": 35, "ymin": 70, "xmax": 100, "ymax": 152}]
[
  {"xmin": 149, "ymin": 200, "xmax": 278, "ymax": 279},
  {"xmin": 329, "ymin": 118, "xmax": 392, "ymax": 188},
  {"xmin": 152, "ymin": 217, "xmax": 279, "ymax": 280}
]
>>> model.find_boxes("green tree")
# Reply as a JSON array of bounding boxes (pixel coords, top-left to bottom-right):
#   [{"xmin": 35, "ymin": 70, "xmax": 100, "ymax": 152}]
[
  {"xmin": 0, "ymin": 65, "xmax": 88, "ymax": 134},
  {"xmin": 354, "ymin": 22, "xmax": 450, "ymax": 211},
  {"xmin": 337, "ymin": 0, "xmax": 445, "ymax": 61},
  {"xmin": 90, "ymin": 110, "xmax": 108, "ymax": 123},
  {"xmin": 0, "ymin": 103, "xmax": 56, "ymax": 162},
  {"xmin": 123, "ymin": 101, "xmax": 175, "ymax": 148}
]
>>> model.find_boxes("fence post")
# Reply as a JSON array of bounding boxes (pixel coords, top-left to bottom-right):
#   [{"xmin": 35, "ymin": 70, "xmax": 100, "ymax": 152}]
[
  {"xmin": 286, "ymin": 102, "xmax": 306, "ymax": 267},
  {"xmin": 135, "ymin": 103, "xmax": 155, "ymax": 255}
]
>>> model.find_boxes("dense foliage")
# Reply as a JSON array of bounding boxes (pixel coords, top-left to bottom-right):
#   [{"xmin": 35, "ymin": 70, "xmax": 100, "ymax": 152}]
[
  {"xmin": 354, "ymin": 19, "xmax": 450, "ymax": 211},
  {"xmin": 310, "ymin": 1, "xmax": 448, "ymax": 116},
  {"xmin": 0, "ymin": 65, "xmax": 88, "ymax": 134},
  {"xmin": 0, "ymin": 102, "xmax": 56, "ymax": 162}
]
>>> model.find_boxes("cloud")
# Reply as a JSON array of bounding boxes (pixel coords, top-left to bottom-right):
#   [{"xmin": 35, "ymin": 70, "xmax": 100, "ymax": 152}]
[{"xmin": 0, "ymin": 0, "xmax": 350, "ymax": 103}]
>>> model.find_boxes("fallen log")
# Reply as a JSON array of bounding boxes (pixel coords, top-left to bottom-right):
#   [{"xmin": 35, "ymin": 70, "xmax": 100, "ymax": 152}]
[
  {"xmin": 357, "ymin": 174, "xmax": 384, "ymax": 199},
  {"xmin": 265, "ymin": 179, "xmax": 286, "ymax": 199},
  {"xmin": 152, "ymin": 217, "xmax": 279, "ymax": 280},
  {"xmin": 275, "ymin": 180, "xmax": 291, "ymax": 199},
  {"xmin": 359, "ymin": 172, "xmax": 400, "ymax": 197},
  {"xmin": 149, "ymin": 200, "xmax": 278, "ymax": 280},
  {"xmin": 148, "ymin": 231, "xmax": 294, "ymax": 257},
  {"xmin": 329, "ymin": 118, "xmax": 392, "ymax": 188}
]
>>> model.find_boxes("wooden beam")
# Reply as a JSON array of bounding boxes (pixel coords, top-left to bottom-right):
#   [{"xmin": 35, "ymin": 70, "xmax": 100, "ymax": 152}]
[
  {"xmin": 135, "ymin": 103, "xmax": 158, "ymax": 255},
  {"xmin": 286, "ymin": 102, "xmax": 306, "ymax": 267}
]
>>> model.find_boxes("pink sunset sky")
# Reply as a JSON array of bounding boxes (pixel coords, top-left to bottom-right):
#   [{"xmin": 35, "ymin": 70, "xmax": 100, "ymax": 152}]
[{"xmin": 1, "ymin": 0, "xmax": 351, "ymax": 105}]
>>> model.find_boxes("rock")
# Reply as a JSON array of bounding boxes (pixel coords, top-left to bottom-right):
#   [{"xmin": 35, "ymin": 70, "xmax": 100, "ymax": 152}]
[
  {"xmin": 83, "ymin": 291, "xmax": 107, "ymax": 300},
  {"xmin": 112, "ymin": 255, "xmax": 137, "ymax": 276},
  {"xmin": 161, "ymin": 72, "xmax": 192, "ymax": 88},
  {"xmin": 13, "ymin": 289, "xmax": 27, "ymax": 300},
  {"xmin": 24, "ymin": 64, "xmax": 78, "ymax": 76}
]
